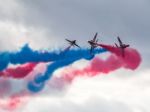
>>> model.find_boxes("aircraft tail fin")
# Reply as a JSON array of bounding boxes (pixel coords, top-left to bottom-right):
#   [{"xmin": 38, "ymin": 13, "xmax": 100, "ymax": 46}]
[{"xmin": 115, "ymin": 43, "xmax": 118, "ymax": 47}]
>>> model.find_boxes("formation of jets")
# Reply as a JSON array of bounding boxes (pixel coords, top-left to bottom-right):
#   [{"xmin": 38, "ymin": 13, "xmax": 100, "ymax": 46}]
[{"xmin": 65, "ymin": 33, "xmax": 130, "ymax": 57}]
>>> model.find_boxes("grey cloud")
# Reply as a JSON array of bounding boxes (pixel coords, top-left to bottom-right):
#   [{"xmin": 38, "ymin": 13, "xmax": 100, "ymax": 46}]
[
  {"xmin": 18, "ymin": 0, "xmax": 150, "ymax": 49},
  {"xmin": 1, "ymin": 0, "xmax": 150, "ymax": 52}
]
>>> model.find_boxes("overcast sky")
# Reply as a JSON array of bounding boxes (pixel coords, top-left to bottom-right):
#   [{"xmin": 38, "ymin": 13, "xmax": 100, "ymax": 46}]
[{"xmin": 0, "ymin": 0, "xmax": 150, "ymax": 112}]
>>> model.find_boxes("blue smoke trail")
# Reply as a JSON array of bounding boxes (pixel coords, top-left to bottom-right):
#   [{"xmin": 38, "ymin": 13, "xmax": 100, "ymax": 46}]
[
  {"xmin": 0, "ymin": 44, "xmax": 107, "ymax": 92},
  {"xmin": 0, "ymin": 52, "xmax": 10, "ymax": 71},
  {"xmin": 0, "ymin": 44, "xmax": 77, "ymax": 71},
  {"xmin": 9, "ymin": 44, "xmax": 66, "ymax": 64},
  {"xmin": 28, "ymin": 48, "xmax": 107, "ymax": 92}
]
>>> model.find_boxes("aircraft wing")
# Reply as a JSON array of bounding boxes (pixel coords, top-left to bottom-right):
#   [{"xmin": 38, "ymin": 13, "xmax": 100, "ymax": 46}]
[
  {"xmin": 65, "ymin": 39, "xmax": 72, "ymax": 43},
  {"xmin": 93, "ymin": 33, "xmax": 98, "ymax": 42},
  {"xmin": 117, "ymin": 37, "xmax": 123, "ymax": 45},
  {"xmin": 115, "ymin": 43, "xmax": 119, "ymax": 47},
  {"xmin": 75, "ymin": 44, "xmax": 81, "ymax": 48}
]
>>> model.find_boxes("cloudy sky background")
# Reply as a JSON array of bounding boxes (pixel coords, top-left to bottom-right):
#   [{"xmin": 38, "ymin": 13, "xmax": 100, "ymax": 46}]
[{"xmin": 0, "ymin": 0, "xmax": 150, "ymax": 112}]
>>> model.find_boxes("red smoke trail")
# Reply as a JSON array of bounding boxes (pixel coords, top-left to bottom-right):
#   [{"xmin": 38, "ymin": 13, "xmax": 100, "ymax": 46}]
[
  {"xmin": 97, "ymin": 44, "xmax": 141, "ymax": 70},
  {"xmin": 0, "ymin": 46, "xmax": 72, "ymax": 79},
  {"xmin": 0, "ymin": 79, "xmax": 11, "ymax": 97},
  {"xmin": 0, "ymin": 78, "xmax": 30, "ymax": 111},
  {"xmin": 0, "ymin": 63, "xmax": 37, "ymax": 79},
  {"xmin": 0, "ymin": 63, "xmax": 43, "ymax": 111},
  {"xmin": 0, "ymin": 91, "xmax": 29, "ymax": 111},
  {"xmin": 54, "ymin": 46, "xmax": 141, "ymax": 84},
  {"xmin": 0, "ymin": 45, "xmax": 142, "ymax": 110},
  {"xmin": 0, "ymin": 97, "xmax": 23, "ymax": 110},
  {"xmin": 6, "ymin": 91, "xmax": 29, "ymax": 111}
]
